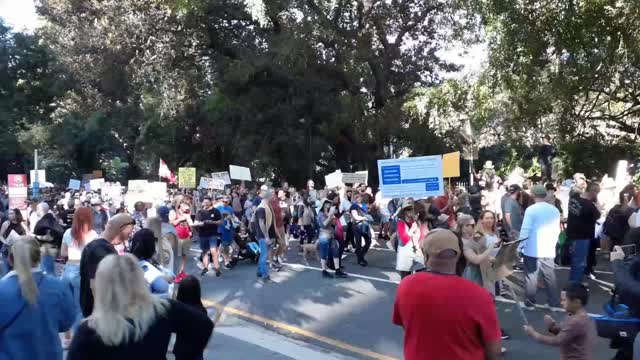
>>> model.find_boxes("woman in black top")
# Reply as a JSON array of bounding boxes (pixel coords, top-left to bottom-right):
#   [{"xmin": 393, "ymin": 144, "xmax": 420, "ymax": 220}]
[
  {"xmin": 0, "ymin": 208, "xmax": 28, "ymax": 273},
  {"xmin": 68, "ymin": 254, "xmax": 213, "ymax": 360}
]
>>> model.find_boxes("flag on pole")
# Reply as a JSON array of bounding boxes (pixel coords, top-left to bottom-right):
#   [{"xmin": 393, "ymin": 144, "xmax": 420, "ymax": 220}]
[{"xmin": 159, "ymin": 159, "xmax": 177, "ymax": 184}]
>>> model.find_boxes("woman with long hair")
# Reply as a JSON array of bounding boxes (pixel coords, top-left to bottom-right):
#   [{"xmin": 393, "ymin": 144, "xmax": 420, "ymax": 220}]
[
  {"xmin": 176, "ymin": 275, "xmax": 207, "ymax": 360},
  {"xmin": 67, "ymin": 254, "xmax": 213, "ymax": 359},
  {"xmin": 395, "ymin": 203, "xmax": 425, "ymax": 279},
  {"xmin": 0, "ymin": 236, "xmax": 75, "ymax": 360},
  {"xmin": 0, "ymin": 208, "xmax": 28, "ymax": 274},
  {"xmin": 456, "ymin": 214, "xmax": 499, "ymax": 293},
  {"xmin": 351, "ymin": 192, "xmax": 372, "ymax": 267},
  {"xmin": 129, "ymin": 229, "xmax": 174, "ymax": 298},
  {"xmin": 316, "ymin": 197, "xmax": 347, "ymax": 278},
  {"xmin": 60, "ymin": 207, "xmax": 98, "ymax": 347}
]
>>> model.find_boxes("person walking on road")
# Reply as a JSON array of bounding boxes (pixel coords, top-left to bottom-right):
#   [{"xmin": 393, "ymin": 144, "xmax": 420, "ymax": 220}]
[
  {"xmin": 502, "ymin": 184, "xmax": 524, "ymax": 240},
  {"xmin": 518, "ymin": 184, "xmax": 562, "ymax": 310},
  {"xmin": 254, "ymin": 188, "xmax": 276, "ymax": 284},
  {"xmin": 194, "ymin": 196, "xmax": 223, "ymax": 278},
  {"xmin": 566, "ymin": 182, "xmax": 600, "ymax": 284},
  {"xmin": 395, "ymin": 203, "xmax": 425, "ymax": 279},
  {"xmin": 393, "ymin": 229, "xmax": 502, "ymax": 360},
  {"xmin": 171, "ymin": 199, "xmax": 194, "ymax": 281},
  {"xmin": 351, "ymin": 192, "xmax": 372, "ymax": 267}
]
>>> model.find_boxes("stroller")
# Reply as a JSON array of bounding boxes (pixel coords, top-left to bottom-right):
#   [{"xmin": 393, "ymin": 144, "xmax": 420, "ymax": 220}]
[{"xmin": 229, "ymin": 232, "xmax": 260, "ymax": 267}]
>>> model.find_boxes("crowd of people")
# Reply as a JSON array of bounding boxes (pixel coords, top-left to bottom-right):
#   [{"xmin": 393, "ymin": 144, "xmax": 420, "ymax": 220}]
[{"xmin": 3, "ymin": 165, "xmax": 640, "ymax": 359}]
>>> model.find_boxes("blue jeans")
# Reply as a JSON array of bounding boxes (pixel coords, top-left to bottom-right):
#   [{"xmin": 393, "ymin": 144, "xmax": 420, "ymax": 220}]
[
  {"xmin": 41, "ymin": 254, "xmax": 55, "ymax": 275},
  {"xmin": 257, "ymin": 238, "xmax": 269, "ymax": 278},
  {"xmin": 318, "ymin": 237, "xmax": 338, "ymax": 260},
  {"xmin": 62, "ymin": 263, "xmax": 82, "ymax": 329},
  {"xmin": 570, "ymin": 239, "xmax": 591, "ymax": 283},
  {"xmin": 354, "ymin": 223, "xmax": 371, "ymax": 262}
]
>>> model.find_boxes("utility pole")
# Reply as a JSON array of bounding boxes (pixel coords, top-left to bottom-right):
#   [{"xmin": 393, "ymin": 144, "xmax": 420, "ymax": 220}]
[{"xmin": 33, "ymin": 149, "xmax": 40, "ymax": 199}]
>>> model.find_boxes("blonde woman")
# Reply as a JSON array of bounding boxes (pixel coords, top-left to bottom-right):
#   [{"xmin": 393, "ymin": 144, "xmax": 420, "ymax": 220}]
[
  {"xmin": 456, "ymin": 214, "xmax": 499, "ymax": 294},
  {"xmin": 0, "ymin": 236, "xmax": 75, "ymax": 360},
  {"xmin": 67, "ymin": 254, "xmax": 213, "ymax": 359}
]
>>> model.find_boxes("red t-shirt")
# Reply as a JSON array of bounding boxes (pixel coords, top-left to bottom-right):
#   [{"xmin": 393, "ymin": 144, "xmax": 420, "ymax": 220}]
[
  {"xmin": 433, "ymin": 195, "xmax": 456, "ymax": 228},
  {"xmin": 393, "ymin": 272, "xmax": 501, "ymax": 360},
  {"xmin": 269, "ymin": 197, "xmax": 284, "ymax": 228}
]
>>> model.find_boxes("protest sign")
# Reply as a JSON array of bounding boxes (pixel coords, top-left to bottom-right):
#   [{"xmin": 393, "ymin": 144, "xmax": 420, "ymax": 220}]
[
  {"xmin": 342, "ymin": 172, "xmax": 368, "ymax": 185},
  {"xmin": 178, "ymin": 167, "xmax": 196, "ymax": 188},
  {"xmin": 149, "ymin": 182, "xmax": 168, "ymax": 204},
  {"xmin": 29, "ymin": 170, "xmax": 46, "ymax": 185},
  {"xmin": 442, "ymin": 152, "xmax": 461, "ymax": 178},
  {"xmin": 200, "ymin": 177, "xmax": 226, "ymax": 190},
  {"xmin": 92, "ymin": 170, "xmax": 103, "ymax": 179},
  {"xmin": 377, "ymin": 155, "xmax": 444, "ymax": 199},
  {"xmin": 68, "ymin": 179, "xmax": 81, "ymax": 190},
  {"xmin": 211, "ymin": 171, "xmax": 232, "ymax": 185},
  {"xmin": 102, "ymin": 183, "xmax": 123, "ymax": 205},
  {"xmin": 229, "ymin": 165, "xmax": 251, "ymax": 181},
  {"xmin": 89, "ymin": 178, "xmax": 105, "ymax": 191},
  {"xmin": 199, "ymin": 177, "xmax": 210, "ymax": 189},
  {"xmin": 8, "ymin": 174, "xmax": 28, "ymax": 210},
  {"xmin": 324, "ymin": 170, "xmax": 342, "ymax": 188}
]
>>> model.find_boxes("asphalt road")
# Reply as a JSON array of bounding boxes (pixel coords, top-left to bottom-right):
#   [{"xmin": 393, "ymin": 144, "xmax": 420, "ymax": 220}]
[{"xmin": 192, "ymin": 243, "xmax": 619, "ymax": 360}]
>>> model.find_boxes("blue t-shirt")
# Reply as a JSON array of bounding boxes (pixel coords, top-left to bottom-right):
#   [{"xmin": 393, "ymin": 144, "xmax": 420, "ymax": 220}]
[
  {"xmin": 221, "ymin": 218, "xmax": 233, "ymax": 242},
  {"xmin": 216, "ymin": 204, "xmax": 235, "ymax": 234}
]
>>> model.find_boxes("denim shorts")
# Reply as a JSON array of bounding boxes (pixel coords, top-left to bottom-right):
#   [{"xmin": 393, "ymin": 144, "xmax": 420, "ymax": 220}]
[{"xmin": 199, "ymin": 236, "xmax": 220, "ymax": 250}]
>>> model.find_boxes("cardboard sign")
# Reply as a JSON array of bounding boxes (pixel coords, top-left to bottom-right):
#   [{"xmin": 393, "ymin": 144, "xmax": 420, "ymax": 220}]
[
  {"xmin": 178, "ymin": 167, "xmax": 196, "ymax": 188},
  {"xmin": 325, "ymin": 170, "xmax": 343, "ymax": 188},
  {"xmin": 442, "ymin": 152, "xmax": 461, "ymax": 178},
  {"xmin": 127, "ymin": 180, "xmax": 149, "ymax": 194},
  {"xmin": 8, "ymin": 174, "xmax": 28, "ymax": 210},
  {"xmin": 377, "ymin": 155, "xmax": 444, "ymax": 199},
  {"xmin": 342, "ymin": 172, "xmax": 368, "ymax": 185},
  {"xmin": 229, "ymin": 165, "xmax": 251, "ymax": 181},
  {"xmin": 29, "ymin": 170, "xmax": 46, "ymax": 185},
  {"xmin": 68, "ymin": 179, "xmax": 81, "ymax": 190},
  {"xmin": 211, "ymin": 171, "xmax": 232, "ymax": 185},
  {"xmin": 89, "ymin": 178, "xmax": 105, "ymax": 191},
  {"xmin": 92, "ymin": 170, "xmax": 103, "ymax": 179}
]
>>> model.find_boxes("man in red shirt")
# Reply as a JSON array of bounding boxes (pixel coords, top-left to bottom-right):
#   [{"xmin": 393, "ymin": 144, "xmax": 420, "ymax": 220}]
[{"xmin": 393, "ymin": 229, "xmax": 502, "ymax": 360}]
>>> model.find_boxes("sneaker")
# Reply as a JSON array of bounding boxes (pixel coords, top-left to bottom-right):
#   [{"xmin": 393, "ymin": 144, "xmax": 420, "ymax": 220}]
[
  {"xmin": 200, "ymin": 268, "xmax": 208, "ymax": 277},
  {"xmin": 519, "ymin": 302, "xmax": 535, "ymax": 311},
  {"xmin": 272, "ymin": 260, "xmax": 283, "ymax": 268},
  {"xmin": 500, "ymin": 329, "xmax": 510, "ymax": 340},
  {"xmin": 322, "ymin": 270, "xmax": 334, "ymax": 278},
  {"xmin": 270, "ymin": 263, "xmax": 282, "ymax": 272},
  {"xmin": 224, "ymin": 263, "xmax": 232, "ymax": 270},
  {"xmin": 335, "ymin": 269, "xmax": 348, "ymax": 278},
  {"xmin": 215, "ymin": 269, "xmax": 222, "ymax": 277},
  {"xmin": 341, "ymin": 253, "xmax": 348, "ymax": 260}
]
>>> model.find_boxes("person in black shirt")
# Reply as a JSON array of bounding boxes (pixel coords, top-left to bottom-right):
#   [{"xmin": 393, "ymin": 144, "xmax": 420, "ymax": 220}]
[
  {"xmin": 566, "ymin": 182, "xmax": 600, "ymax": 283},
  {"xmin": 193, "ymin": 197, "xmax": 223, "ymax": 277},
  {"xmin": 538, "ymin": 136, "xmax": 556, "ymax": 183},
  {"xmin": 253, "ymin": 188, "xmax": 276, "ymax": 283}
]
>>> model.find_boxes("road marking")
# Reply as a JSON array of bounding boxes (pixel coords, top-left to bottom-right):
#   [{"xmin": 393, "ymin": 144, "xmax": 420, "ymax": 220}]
[
  {"xmin": 203, "ymin": 299, "xmax": 399, "ymax": 360},
  {"xmin": 284, "ymin": 263, "xmax": 401, "ymax": 284}
]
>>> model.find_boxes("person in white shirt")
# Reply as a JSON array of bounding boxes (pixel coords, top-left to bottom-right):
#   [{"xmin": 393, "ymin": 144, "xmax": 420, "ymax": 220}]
[{"xmin": 518, "ymin": 184, "xmax": 561, "ymax": 310}]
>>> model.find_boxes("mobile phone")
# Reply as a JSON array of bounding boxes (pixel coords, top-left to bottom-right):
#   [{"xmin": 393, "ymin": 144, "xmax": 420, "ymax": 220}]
[{"xmin": 620, "ymin": 244, "xmax": 637, "ymax": 257}]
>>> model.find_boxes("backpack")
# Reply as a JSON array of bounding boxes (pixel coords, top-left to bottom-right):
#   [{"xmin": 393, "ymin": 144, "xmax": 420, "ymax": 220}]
[{"xmin": 603, "ymin": 206, "xmax": 628, "ymax": 240}]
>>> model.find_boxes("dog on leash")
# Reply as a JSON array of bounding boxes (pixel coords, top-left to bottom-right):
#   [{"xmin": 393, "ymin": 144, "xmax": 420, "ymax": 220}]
[{"xmin": 301, "ymin": 242, "xmax": 320, "ymax": 262}]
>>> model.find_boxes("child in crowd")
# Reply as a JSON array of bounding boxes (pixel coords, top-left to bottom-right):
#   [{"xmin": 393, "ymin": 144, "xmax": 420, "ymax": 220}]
[
  {"xmin": 176, "ymin": 275, "xmax": 210, "ymax": 360},
  {"xmin": 524, "ymin": 283, "xmax": 596, "ymax": 360}
]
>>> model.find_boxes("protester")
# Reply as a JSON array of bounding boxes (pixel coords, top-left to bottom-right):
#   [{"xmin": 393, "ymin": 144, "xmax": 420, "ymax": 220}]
[
  {"xmin": 33, "ymin": 202, "xmax": 65, "ymax": 275},
  {"xmin": 0, "ymin": 208, "xmax": 28, "ymax": 274},
  {"xmin": 60, "ymin": 207, "xmax": 98, "ymax": 347},
  {"xmin": 457, "ymin": 214, "xmax": 498, "ymax": 293},
  {"xmin": 296, "ymin": 193, "xmax": 316, "ymax": 250},
  {"xmin": 393, "ymin": 229, "xmax": 502, "ymax": 360},
  {"xmin": 91, "ymin": 198, "xmax": 109, "ymax": 234},
  {"xmin": 171, "ymin": 199, "xmax": 194, "ymax": 281},
  {"xmin": 524, "ymin": 283, "xmax": 596, "ymax": 360},
  {"xmin": 503, "ymin": 184, "xmax": 524, "ymax": 239},
  {"xmin": 254, "ymin": 188, "xmax": 276, "ymax": 283},
  {"xmin": 604, "ymin": 191, "xmax": 635, "ymax": 249},
  {"xmin": 269, "ymin": 190, "xmax": 287, "ymax": 268},
  {"xmin": 566, "ymin": 182, "xmax": 601, "ymax": 283},
  {"xmin": 351, "ymin": 192, "xmax": 372, "ymax": 267},
  {"xmin": 519, "ymin": 184, "xmax": 562, "ymax": 310},
  {"xmin": 176, "ymin": 275, "xmax": 208, "ymax": 360},
  {"xmin": 194, "ymin": 196, "xmax": 223, "ymax": 277},
  {"xmin": 538, "ymin": 135, "xmax": 556, "ymax": 183},
  {"xmin": 395, "ymin": 203, "xmax": 424, "ymax": 279},
  {"xmin": 0, "ymin": 236, "xmax": 75, "ymax": 360},
  {"xmin": 317, "ymin": 198, "xmax": 347, "ymax": 278},
  {"xmin": 79, "ymin": 213, "xmax": 134, "ymax": 317},
  {"xmin": 131, "ymin": 201, "xmax": 147, "ymax": 237},
  {"xmin": 130, "ymin": 228, "xmax": 174, "ymax": 298},
  {"xmin": 67, "ymin": 254, "xmax": 213, "ymax": 359}
]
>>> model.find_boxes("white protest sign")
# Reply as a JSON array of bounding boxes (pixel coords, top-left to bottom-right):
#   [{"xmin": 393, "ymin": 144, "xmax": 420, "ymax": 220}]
[
  {"xmin": 29, "ymin": 170, "xmax": 46, "ymax": 185},
  {"xmin": 199, "ymin": 177, "xmax": 210, "ymax": 189},
  {"xmin": 377, "ymin": 155, "xmax": 444, "ymax": 199},
  {"xmin": 229, "ymin": 165, "xmax": 252, "ymax": 181},
  {"xmin": 324, "ymin": 170, "xmax": 343, "ymax": 188},
  {"xmin": 211, "ymin": 171, "xmax": 232, "ymax": 185},
  {"xmin": 102, "ymin": 183, "xmax": 123, "ymax": 205},
  {"xmin": 210, "ymin": 178, "xmax": 225, "ymax": 190},
  {"xmin": 89, "ymin": 178, "xmax": 105, "ymax": 191},
  {"xmin": 341, "ymin": 172, "xmax": 368, "ymax": 185}
]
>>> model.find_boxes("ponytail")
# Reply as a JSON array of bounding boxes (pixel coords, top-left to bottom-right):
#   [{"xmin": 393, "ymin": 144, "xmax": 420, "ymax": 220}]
[{"xmin": 10, "ymin": 236, "xmax": 41, "ymax": 306}]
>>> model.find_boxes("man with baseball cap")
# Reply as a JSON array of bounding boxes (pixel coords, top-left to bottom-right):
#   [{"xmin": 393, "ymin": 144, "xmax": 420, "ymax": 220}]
[
  {"xmin": 518, "ymin": 185, "xmax": 562, "ymax": 310},
  {"xmin": 503, "ymin": 184, "xmax": 524, "ymax": 239},
  {"xmin": 393, "ymin": 229, "xmax": 502, "ymax": 360}
]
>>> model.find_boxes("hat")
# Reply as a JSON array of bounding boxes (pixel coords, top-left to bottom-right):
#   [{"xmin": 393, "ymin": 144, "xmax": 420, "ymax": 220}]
[
  {"xmin": 102, "ymin": 213, "xmax": 134, "ymax": 240},
  {"xmin": 423, "ymin": 229, "xmax": 460, "ymax": 257},
  {"xmin": 531, "ymin": 184, "xmax": 547, "ymax": 198},
  {"xmin": 157, "ymin": 206, "xmax": 171, "ymax": 223},
  {"xmin": 483, "ymin": 161, "xmax": 495, "ymax": 169},
  {"xmin": 508, "ymin": 184, "xmax": 522, "ymax": 194},
  {"xmin": 90, "ymin": 197, "xmax": 102, "ymax": 205}
]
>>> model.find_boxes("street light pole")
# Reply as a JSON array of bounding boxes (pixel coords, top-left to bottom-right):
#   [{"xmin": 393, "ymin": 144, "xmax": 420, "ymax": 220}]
[{"xmin": 33, "ymin": 149, "xmax": 40, "ymax": 199}]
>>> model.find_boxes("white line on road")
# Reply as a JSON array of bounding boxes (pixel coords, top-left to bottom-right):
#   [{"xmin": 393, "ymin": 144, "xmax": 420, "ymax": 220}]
[{"xmin": 283, "ymin": 263, "xmax": 401, "ymax": 284}]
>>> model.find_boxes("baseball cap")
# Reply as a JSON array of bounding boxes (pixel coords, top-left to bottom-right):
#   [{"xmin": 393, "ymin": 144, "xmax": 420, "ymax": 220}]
[
  {"xmin": 102, "ymin": 213, "xmax": 134, "ymax": 240},
  {"xmin": 507, "ymin": 184, "xmax": 522, "ymax": 194},
  {"xmin": 531, "ymin": 184, "xmax": 547, "ymax": 198},
  {"xmin": 157, "ymin": 206, "xmax": 171, "ymax": 223},
  {"xmin": 423, "ymin": 229, "xmax": 460, "ymax": 257}
]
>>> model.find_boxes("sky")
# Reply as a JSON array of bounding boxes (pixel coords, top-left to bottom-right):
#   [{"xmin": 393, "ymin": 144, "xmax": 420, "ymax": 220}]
[{"xmin": 0, "ymin": 0, "xmax": 40, "ymax": 32}]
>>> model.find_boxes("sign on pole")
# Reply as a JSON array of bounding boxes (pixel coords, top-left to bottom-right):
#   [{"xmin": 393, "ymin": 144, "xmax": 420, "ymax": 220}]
[
  {"xmin": 29, "ymin": 170, "xmax": 46, "ymax": 186},
  {"xmin": 341, "ymin": 172, "xmax": 368, "ymax": 185},
  {"xmin": 442, "ymin": 152, "xmax": 461, "ymax": 178},
  {"xmin": 211, "ymin": 172, "xmax": 232, "ymax": 185},
  {"xmin": 68, "ymin": 179, "xmax": 81, "ymax": 190},
  {"xmin": 8, "ymin": 174, "xmax": 28, "ymax": 210},
  {"xmin": 324, "ymin": 170, "xmax": 342, "ymax": 189},
  {"xmin": 377, "ymin": 155, "xmax": 444, "ymax": 199},
  {"xmin": 229, "ymin": 165, "xmax": 251, "ymax": 181},
  {"xmin": 178, "ymin": 167, "xmax": 196, "ymax": 188}
]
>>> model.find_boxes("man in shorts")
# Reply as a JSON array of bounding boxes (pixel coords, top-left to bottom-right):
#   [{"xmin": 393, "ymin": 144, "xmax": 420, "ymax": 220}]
[{"xmin": 194, "ymin": 196, "xmax": 223, "ymax": 277}]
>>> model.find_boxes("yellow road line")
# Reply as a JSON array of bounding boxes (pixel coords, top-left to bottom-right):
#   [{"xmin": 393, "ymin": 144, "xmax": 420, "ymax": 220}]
[{"xmin": 203, "ymin": 299, "xmax": 398, "ymax": 360}]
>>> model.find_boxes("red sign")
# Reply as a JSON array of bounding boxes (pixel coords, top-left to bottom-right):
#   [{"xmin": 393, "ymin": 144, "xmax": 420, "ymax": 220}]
[{"xmin": 8, "ymin": 174, "xmax": 28, "ymax": 210}]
